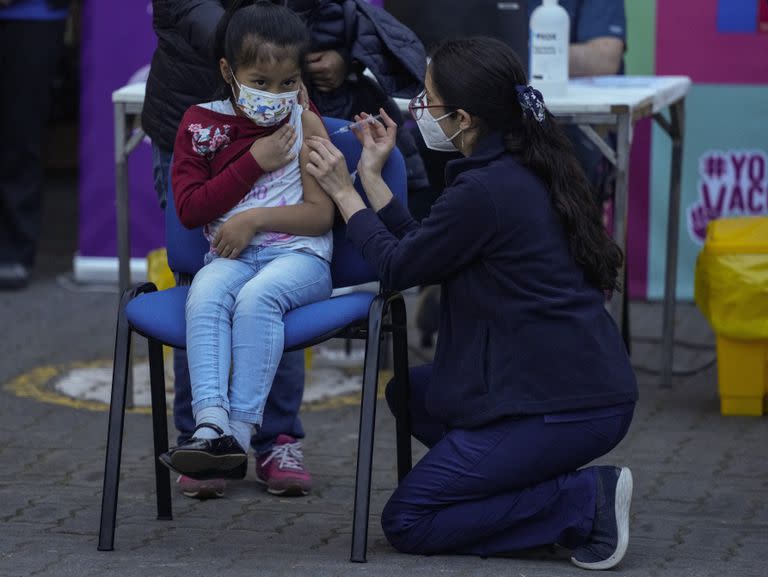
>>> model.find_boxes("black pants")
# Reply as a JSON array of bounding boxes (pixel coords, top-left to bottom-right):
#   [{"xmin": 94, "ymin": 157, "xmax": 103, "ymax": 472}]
[{"xmin": 0, "ymin": 18, "xmax": 66, "ymax": 267}]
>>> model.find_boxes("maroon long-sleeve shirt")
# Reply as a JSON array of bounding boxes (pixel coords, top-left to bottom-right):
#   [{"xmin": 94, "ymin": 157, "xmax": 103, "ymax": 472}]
[{"xmin": 171, "ymin": 100, "xmax": 319, "ymax": 229}]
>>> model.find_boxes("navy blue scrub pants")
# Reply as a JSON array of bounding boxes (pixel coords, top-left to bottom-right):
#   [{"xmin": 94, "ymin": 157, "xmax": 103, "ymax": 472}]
[{"xmin": 382, "ymin": 364, "xmax": 634, "ymax": 557}]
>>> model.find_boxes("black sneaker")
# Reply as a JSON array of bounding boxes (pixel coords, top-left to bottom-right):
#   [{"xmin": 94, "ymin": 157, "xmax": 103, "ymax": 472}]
[
  {"xmin": 571, "ymin": 466, "xmax": 633, "ymax": 570},
  {"xmin": 159, "ymin": 424, "xmax": 247, "ymax": 480}
]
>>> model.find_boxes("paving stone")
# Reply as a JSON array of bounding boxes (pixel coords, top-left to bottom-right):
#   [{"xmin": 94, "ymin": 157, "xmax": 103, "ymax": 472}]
[{"xmin": 1, "ymin": 189, "xmax": 767, "ymax": 577}]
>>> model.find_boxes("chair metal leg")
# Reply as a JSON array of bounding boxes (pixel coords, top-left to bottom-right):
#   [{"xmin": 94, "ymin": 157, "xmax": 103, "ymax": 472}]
[
  {"xmin": 389, "ymin": 295, "xmax": 412, "ymax": 481},
  {"xmin": 350, "ymin": 296, "xmax": 386, "ymax": 563},
  {"xmin": 147, "ymin": 338, "xmax": 172, "ymax": 521},
  {"xmin": 98, "ymin": 288, "xmax": 137, "ymax": 551}
]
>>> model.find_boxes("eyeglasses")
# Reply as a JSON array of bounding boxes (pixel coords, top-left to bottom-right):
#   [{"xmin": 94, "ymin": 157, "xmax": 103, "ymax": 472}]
[{"xmin": 408, "ymin": 90, "xmax": 457, "ymax": 121}]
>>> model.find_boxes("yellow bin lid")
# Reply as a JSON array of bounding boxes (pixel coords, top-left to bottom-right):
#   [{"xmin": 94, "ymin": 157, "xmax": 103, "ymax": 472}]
[{"xmin": 705, "ymin": 216, "xmax": 768, "ymax": 254}]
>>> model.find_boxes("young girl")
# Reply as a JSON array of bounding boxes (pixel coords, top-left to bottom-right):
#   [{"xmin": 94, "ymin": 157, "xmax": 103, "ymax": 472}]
[{"xmin": 160, "ymin": 1, "xmax": 335, "ymax": 480}]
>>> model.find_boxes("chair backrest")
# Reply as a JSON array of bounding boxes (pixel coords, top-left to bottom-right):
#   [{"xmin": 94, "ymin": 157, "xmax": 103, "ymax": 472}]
[
  {"xmin": 165, "ymin": 116, "xmax": 409, "ymax": 288},
  {"xmin": 165, "ymin": 170, "xmax": 210, "ymax": 277}
]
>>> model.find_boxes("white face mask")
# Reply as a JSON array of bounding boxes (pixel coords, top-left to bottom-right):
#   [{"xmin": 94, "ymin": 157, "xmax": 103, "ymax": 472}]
[
  {"xmin": 232, "ymin": 76, "xmax": 298, "ymax": 126},
  {"xmin": 415, "ymin": 108, "xmax": 462, "ymax": 152}
]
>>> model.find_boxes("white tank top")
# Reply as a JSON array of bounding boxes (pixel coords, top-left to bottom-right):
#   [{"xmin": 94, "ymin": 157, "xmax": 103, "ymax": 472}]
[{"xmin": 199, "ymin": 100, "xmax": 333, "ymax": 262}]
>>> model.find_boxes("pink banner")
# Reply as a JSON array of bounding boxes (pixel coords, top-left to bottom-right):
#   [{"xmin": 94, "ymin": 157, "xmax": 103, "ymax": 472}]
[
  {"xmin": 657, "ymin": 0, "xmax": 768, "ymax": 83},
  {"xmin": 627, "ymin": 120, "xmax": 652, "ymax": 298}
]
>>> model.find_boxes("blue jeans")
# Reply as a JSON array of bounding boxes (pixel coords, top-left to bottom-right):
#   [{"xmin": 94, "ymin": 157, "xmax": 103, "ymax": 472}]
[
  {"xmin": 152, "ymin": 144, "xmax": 309, "ymax": 449},
  {"xmin": 382, "ymin": 365, "xmax": 634, "ymax": 556},
  {"xmin": 186, "ymin": 246, "xmax": 331, "ymax": 425}
]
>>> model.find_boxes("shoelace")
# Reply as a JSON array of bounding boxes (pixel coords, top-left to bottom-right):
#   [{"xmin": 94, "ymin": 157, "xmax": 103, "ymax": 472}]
[{"xmin": 261, "ymin": 441, "xmax": 304, "ymax": 471}]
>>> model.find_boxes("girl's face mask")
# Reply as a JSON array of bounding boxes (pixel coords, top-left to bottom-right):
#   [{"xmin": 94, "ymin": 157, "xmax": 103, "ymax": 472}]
[
  {"xmin": 232, "ymin": 75, "xmax": 298, "ymax": 126},
  {"xmin": 413, "ymin": 104, "xmax": 462, "ymax": 153}
]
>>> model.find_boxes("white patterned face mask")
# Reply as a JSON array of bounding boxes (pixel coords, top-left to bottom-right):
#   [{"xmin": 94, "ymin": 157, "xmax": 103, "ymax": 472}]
[{"xmin": 232, "ymin": 75, "xmax": 298, "ymax": 126}]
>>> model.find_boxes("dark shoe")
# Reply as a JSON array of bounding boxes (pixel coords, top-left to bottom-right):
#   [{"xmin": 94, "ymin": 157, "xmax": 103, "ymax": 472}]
[
  {"xmin": 159, "ymin": 424, "xmax": 247, "ymax": 480},
  {"xmin": 0, "ymin": 263, "xmax": 29, "ymax": 290},
  {"xmin": 571, "ymin": 466, "xmax": 633, "ymax": 570}
]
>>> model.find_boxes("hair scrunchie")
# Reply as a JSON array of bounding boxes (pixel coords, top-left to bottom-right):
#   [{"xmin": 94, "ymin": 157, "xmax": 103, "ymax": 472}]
[{"xmin": 516, "ymin": 85, "xmax": 546, "ymax": 123}]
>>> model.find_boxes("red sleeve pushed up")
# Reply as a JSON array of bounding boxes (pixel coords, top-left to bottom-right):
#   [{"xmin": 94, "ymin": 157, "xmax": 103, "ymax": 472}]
[{"xmin": 171, "ymin": 106, "xmax": 265, "ymax": 229}]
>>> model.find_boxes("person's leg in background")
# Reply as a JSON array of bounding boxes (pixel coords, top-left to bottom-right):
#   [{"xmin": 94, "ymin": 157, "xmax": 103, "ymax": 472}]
[
  {"xmin": 382, "ymin": 366, "xmax": 634, "ymax": 569},
  {"xmin": 152, "ymin": 144, "xmax": 220, "ymax": 497},
  {"xmin": 0, "ymin": 18, "xmax": 66, "ymax": 289},
  {"xmin": 151, "ymin": 144, "xmax": 197, "ymax": 444}
]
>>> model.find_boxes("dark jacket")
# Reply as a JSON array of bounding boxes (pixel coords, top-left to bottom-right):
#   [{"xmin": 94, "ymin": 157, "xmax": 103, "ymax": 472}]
[
  {"xmin": 346, "ymin": 133, "xmax": 638, "ymax": 428},
  {"xmin": 301, "ymin": 0, "xmax": 429, "ymax": 192},
  {"xmin": 142, "ymin": 0, "xmax": 429, "ymax": 194},
  {"xmin": 142, "ymin": 0, "xmax": 231, "ymax": 152}
]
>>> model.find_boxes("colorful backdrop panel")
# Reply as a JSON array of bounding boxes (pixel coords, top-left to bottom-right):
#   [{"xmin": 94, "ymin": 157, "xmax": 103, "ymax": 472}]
[
  {"xmin": 624, "ymin": 0, "xmax": 656, "ymax": 298},
  {"xmin": 647, "ymin": 84, "xmax": 768, "ymax": 300},
  {"xmin": 650, "ymin": 0, "xmax": 768, "ymax": 301},
  {"xmin": 657, "ymin": 0, "xmax": 768, "ymax": 84},
  {"xmin": 79, "ymin": 1, "xmax": 160, "ymax": 260}
]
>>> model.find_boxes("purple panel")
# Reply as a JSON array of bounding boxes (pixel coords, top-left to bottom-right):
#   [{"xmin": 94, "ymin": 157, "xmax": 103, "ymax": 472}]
[{"xmin": 79, "ymin": 1, "xmax": 163, "ymax": 259}]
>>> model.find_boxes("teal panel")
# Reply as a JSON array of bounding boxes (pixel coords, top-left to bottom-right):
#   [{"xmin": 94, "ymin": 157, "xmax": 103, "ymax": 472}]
[{"xmin": 648, "ymin": 84, "xmax": 768, "ymax": 301}]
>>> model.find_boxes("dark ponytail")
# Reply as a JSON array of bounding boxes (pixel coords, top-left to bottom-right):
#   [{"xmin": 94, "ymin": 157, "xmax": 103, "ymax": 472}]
[
  {"xmin": 212, "ymin": 1, "xmax": 310, "ymax": 97},
  {"xmin": 429, "ymin": 37, "xmax": 623, "ymax": 293}
]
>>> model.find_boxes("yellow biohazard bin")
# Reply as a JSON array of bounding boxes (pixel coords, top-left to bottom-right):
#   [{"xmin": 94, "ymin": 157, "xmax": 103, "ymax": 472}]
[
  {"xmin": 146, "ymin": 248, "xmax": 176, "ymax": 371},
  {"xmin": 695, "ymin": 216, "xmax": 768, "ymax": 416}
]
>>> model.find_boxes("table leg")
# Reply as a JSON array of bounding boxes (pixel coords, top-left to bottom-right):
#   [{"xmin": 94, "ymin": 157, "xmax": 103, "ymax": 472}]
[
  {"xmin": 608, "ymin": 112, "xmax": 632, "ymax": 333},
  {"xmin": 660, "ymin": 100, "xmax": 685, "ymax": 387},
  {"xmin": 114, "ymin": 102, "xmax": 134, "ymax": 408},
  {"xmin": 115, "ymin": 102, "xmax": 131, "ymax": 295}
]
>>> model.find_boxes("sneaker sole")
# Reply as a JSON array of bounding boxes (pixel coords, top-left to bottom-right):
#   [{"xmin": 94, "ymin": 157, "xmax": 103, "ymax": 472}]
[
  {"xmin": 181, "ymin": 487, "xmax": 225, "ymax": 499},
  {"xmin": 170, "ymin": 451, "xmax": 246, "ymax": 475},
  {"xmin": 255, "ymin": 477, "xmax": 310, "ymax": 497},
  {"xmin": 571, "ymin": 467, "xmax": 633, "ymax": 571}
]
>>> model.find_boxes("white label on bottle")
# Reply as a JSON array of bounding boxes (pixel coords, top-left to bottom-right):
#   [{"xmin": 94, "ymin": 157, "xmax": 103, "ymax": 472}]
[{"xmin": 530, "ymin": 29, "xmax": 567, "ymax": 83}]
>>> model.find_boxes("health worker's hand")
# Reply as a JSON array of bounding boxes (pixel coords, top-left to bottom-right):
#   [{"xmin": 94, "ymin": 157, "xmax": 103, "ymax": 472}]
[
  {"xmin": 304, "ymin": 137, "xmax": 356, "ymax": 201},
  {"xmin": 352, "ymin": 109, "xmax": 397, "ymax": 178}
]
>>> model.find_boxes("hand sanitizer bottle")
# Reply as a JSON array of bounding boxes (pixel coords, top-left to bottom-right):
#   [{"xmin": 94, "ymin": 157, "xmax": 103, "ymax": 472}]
[{"xmin": 530, "ymin": 0, "xmax": 570, "ymax": 98}]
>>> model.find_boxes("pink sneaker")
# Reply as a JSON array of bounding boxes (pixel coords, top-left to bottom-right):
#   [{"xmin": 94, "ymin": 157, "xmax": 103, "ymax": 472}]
[
  {"xmin": 176, "ymin": 475, "xmax": 226, "ymax": 499},
  {"xmin": 255, "ymin": 434, "xmax": 312, "ymax": 496}
]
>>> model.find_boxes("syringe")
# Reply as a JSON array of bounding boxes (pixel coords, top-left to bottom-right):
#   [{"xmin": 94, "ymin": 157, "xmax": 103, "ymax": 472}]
[{"xmin": 329, "ymin": 114, "xmax": 383, "ymax": 135}]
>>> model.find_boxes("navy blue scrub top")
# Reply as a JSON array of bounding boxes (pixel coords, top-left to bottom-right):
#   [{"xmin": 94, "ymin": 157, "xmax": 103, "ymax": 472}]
[{"xmin": 527, "ymin": 0, "xmax": 626, "ymax": 44}]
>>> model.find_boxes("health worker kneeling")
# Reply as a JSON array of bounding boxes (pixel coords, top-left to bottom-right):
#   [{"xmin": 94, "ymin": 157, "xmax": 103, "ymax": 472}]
[{"xmin": 305, "ymin": 36, "xmax": 639, "ymax": 571}]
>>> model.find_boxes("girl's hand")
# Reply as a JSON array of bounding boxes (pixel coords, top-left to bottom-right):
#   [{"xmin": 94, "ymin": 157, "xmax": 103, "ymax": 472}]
[
  {"xmin": 213, "ymin": 210, "xmax": 260, "ymax": 259},
  {"xmin": 352, "ymin": 108, "xmax": 397, "ymax": 177},
  {"xmin": 249, "ymin": 124, "xmax": 297, "ymax": 172},
  {"xmin": 304, "ymin": 137, "xmax": 356, "ymax": 201}
]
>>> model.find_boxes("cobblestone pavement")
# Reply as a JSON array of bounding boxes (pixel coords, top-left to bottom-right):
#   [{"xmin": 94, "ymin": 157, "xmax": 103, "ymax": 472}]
[{"xmin": 0, "ymin": 180, "xmax": 765, "ymax": 577}]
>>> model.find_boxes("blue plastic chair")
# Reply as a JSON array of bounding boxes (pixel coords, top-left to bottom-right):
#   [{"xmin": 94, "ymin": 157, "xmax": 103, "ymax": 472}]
[{"xmin": 98, "ymin": 117, "xmax": 413, "ymax": 562}]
